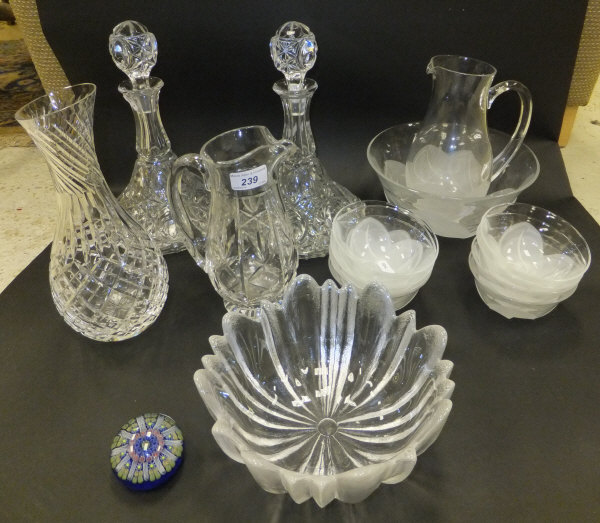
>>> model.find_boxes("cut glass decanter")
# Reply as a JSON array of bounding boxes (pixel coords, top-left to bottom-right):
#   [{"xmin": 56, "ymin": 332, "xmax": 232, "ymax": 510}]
[
  {"xmin": 109, "ymin": 20, "xmax": 185, "ymax": 254},
  {"xmin": 15, "ymin": 84, "xmax": 169, "ymax": 342},
  {"xmin": 270, "ymin": 21, "xmax": 358, "ymax": 259}
]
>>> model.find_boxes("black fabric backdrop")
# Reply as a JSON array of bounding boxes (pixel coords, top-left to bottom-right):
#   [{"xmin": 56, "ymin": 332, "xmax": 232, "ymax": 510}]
[
  {"xmin": 2, "ymin": 1, "xmax": 599, "ymax": 521},
  {"xmin": 35, "ymin": 0, "xmax": 586, "ymax": 193}
]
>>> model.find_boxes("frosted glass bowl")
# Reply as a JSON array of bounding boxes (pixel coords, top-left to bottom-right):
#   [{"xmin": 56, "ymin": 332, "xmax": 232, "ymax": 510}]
[
  {"xmin": 194, "ymin": 275, "xmax": 454, "ymax": 507},
  {"xmin": 476, "ymin": 203, "xmax": 591, "ymax": 287},
  {"xmin": 328, "ymin": 200, "xmax": 438, "ymax": 309},
  {"xmin": 367, "ymin": 123, "xmax": 540, "ymax": 238},
  {"xmin": 469, "ymin": 203, "xmax": 591, "ymax": 319},
  {"xmin": 469, "ymin": 239, "xmax": 578, "ymax": 319}
]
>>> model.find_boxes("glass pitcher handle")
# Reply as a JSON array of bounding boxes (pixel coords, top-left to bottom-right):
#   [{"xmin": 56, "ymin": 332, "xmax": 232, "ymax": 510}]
[
  {"xmin": 168, "ymin": 153, "xmax": 210, "ymax": 271},
  {"xmin": 488, "ymin": 80, "xmax": 532, "ymax": 181}
]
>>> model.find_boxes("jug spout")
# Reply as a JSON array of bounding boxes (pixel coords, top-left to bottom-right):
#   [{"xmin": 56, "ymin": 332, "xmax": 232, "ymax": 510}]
[
  {"xmin": 201, "ymin": 126, "xmax": 296, "ymax": 195},
  {"xmin": 424, "ymin": 55, "xmax": 496, "ymax": 121},
  {"xmin": 406, "ymin": 55, "xmax": 532, "ymax": 198},
  {"xmin": 427, "ymin": 55, "xmax": 497, "ymax": 76}
]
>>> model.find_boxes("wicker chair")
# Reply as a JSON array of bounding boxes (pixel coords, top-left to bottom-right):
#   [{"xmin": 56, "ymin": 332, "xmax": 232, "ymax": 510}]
[
  {"xmin": 559, "ymin": 0, "xmax": 600, "ymax": 146},
  {"xmin": 10, "ymin": 0, "xmax": 69, "ymax": 92}
]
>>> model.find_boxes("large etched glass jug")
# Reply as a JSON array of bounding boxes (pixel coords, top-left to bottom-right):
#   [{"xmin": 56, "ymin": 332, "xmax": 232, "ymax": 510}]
[
  {"xmin": 15, "ymin": 84, "xmax": 169, "ymax": 341},
  {"xmin": 169, "ymin": 126, "xmax": 298, "ymax": 315},
  {"xmin": 406, "ymin": 55, "xmax": 532, "ymax": 198}
]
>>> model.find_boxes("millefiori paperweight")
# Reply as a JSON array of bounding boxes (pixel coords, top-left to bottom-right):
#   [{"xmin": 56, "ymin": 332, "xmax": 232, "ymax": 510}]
[
  {"xmin": 194, "ymin": 274, "xmax": 454, "ymax": 507},
  {"xmin": 110, "ymin": 413, "xmax": 184, "ymax": 490},
  {"xmin": 270, "ymin": 21, "xmax": 358, "ymax": 258},
  {"xmin": 109, "ymin": 20, "xmax": 186, "ymax": 254}
]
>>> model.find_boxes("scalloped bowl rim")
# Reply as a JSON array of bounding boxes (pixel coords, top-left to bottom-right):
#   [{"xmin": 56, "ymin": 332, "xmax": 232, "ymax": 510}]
[{"xmin": 194, "ymin": 275, "xmax": 455, "ymax": 506}]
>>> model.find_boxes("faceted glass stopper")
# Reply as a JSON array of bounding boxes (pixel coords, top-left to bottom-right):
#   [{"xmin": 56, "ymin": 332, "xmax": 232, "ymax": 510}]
[
  {"xmin": 270, "ymin": 21, "xmax": 317, "ymax": 90},
  {"xmin": 109, "ymin": 20, "xmax": 157, "ymax": 83}
]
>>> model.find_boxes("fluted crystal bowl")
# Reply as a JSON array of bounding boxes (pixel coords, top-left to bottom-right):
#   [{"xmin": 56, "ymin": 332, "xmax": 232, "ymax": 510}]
[
  {"xmin": 367, "ymin": 123, "xmax": 540, "ymax": 238},
  {"xmin": 194, "ymin": 274, "xmax": 454, "ymax": 507}
]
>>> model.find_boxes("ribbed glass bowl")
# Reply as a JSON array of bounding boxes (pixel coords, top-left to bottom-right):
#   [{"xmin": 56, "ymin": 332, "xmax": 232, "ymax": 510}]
[{"xmin": 194, "ymin": 274, "xmax": 454, "ymax": 507}]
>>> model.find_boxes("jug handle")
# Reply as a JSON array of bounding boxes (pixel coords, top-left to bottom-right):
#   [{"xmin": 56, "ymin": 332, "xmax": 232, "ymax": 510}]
[
  {"xmin": 488, "ymin": 80, "xmax": 532, "ymax": 182},
  {"xmin": 272, "ymin": 139, "xmax": 299, "ymax": 171},
  {"xmin": 168, "ymin": 153, "xmax": 210, "ymax": 271}
]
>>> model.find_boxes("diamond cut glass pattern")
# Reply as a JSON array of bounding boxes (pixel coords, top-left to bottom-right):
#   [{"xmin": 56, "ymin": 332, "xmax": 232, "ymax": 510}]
[
  {"xmin": 270, "ymin": 21, "xmax": 317, "ymax": 90},
  {"xmin": 207, "ymin": 186, "xmax": 297, "ymax": 311},
  {"xmin": 109, "ymin": 20, "xmax": 186, "ymax": 254},
  {"xmin": 271, "ymin": 21, "xmax": 359, "ymax": 258},
  {"xmin": 109, "ymin": 20, "xmax": 157, "ymax": 83},
  {"xmin": 16, "ymin": 84, "xmax": 168, "ymax": 341},
  {"xmin": 170, "ymin": 126, "xmax": 298, "ymax": 315}
]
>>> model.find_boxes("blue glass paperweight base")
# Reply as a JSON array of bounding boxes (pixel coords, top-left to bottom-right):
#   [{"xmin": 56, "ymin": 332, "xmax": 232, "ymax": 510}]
[{"xmin": 110, "ymin": 413, "xmax": 184, "ymax": 491}]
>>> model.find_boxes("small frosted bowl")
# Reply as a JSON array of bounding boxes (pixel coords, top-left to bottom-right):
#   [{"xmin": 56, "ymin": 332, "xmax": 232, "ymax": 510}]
[
  {"xmin": 476, "ymin": 202, "xmax": 591, "ymax": 288},
  {"xmin": 328, "ymin": 200, "xmax": 439, "ymax": 309},
  {"xmin": 194, "ymin": 275, "xmax": 454, "ymax": 507},
  {"xmin": 469, "ymin": 239, "xmax": 578, "ymax": 319},
  {"xmin": 367, "ymin": 123, "xmax": 540, "ymax": 238},
  {"xmin": 469, "ymin": 203, "xmax": 591, "ymax": 319},
  {"xmin": 470, "ymin": 238, "xmax": 577, "ymax": 303}
]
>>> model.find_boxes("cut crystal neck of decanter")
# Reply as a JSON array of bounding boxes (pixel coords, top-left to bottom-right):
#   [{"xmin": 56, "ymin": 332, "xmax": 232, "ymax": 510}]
[
  {"xmin": 270, "ymin": 21, "xmax": 317, "ymax": 91},
  {"xmin": 109, "ymin": 20, "xmax": 157, "ymax": 85}
]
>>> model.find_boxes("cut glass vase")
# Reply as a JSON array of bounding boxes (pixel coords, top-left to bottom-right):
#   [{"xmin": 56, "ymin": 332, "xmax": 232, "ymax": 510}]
[{"xmin": 16, "ymin": 84, "xmax": 169, "ymax": 341}]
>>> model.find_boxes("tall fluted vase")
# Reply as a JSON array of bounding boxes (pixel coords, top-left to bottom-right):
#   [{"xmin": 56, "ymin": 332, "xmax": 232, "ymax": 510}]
[{"xmin": 16, "ymin": 83, "xmax": 169, "ymax": 342}]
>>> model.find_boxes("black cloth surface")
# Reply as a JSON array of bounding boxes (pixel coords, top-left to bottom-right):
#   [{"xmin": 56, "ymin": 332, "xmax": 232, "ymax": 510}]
[
  {"xmin": 2, "ymin": 1, "xmax": 599, "ymax": 521},
  {"xmin": 2, "ymin": 143, "xmax": 599, "ymax": 522}
]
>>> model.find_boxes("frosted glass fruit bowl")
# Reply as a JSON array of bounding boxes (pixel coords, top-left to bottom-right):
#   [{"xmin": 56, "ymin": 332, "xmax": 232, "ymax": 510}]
[
  {"xmin": 194, "ymin": 275, "xmax": 454, "ymax": 507},
  {"xmin": 367, "ymin": 123, "xmax": 540, "ymax": 238}
]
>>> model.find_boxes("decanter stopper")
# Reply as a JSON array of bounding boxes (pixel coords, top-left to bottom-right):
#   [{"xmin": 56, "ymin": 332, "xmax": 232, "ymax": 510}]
[
  {"xmin": 270, "ymin": 21, "xmax": 317, "ymax": 91},
  {"xmin": 109, "ymin": 20, "xmax": 157, "ymax": 87}
]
